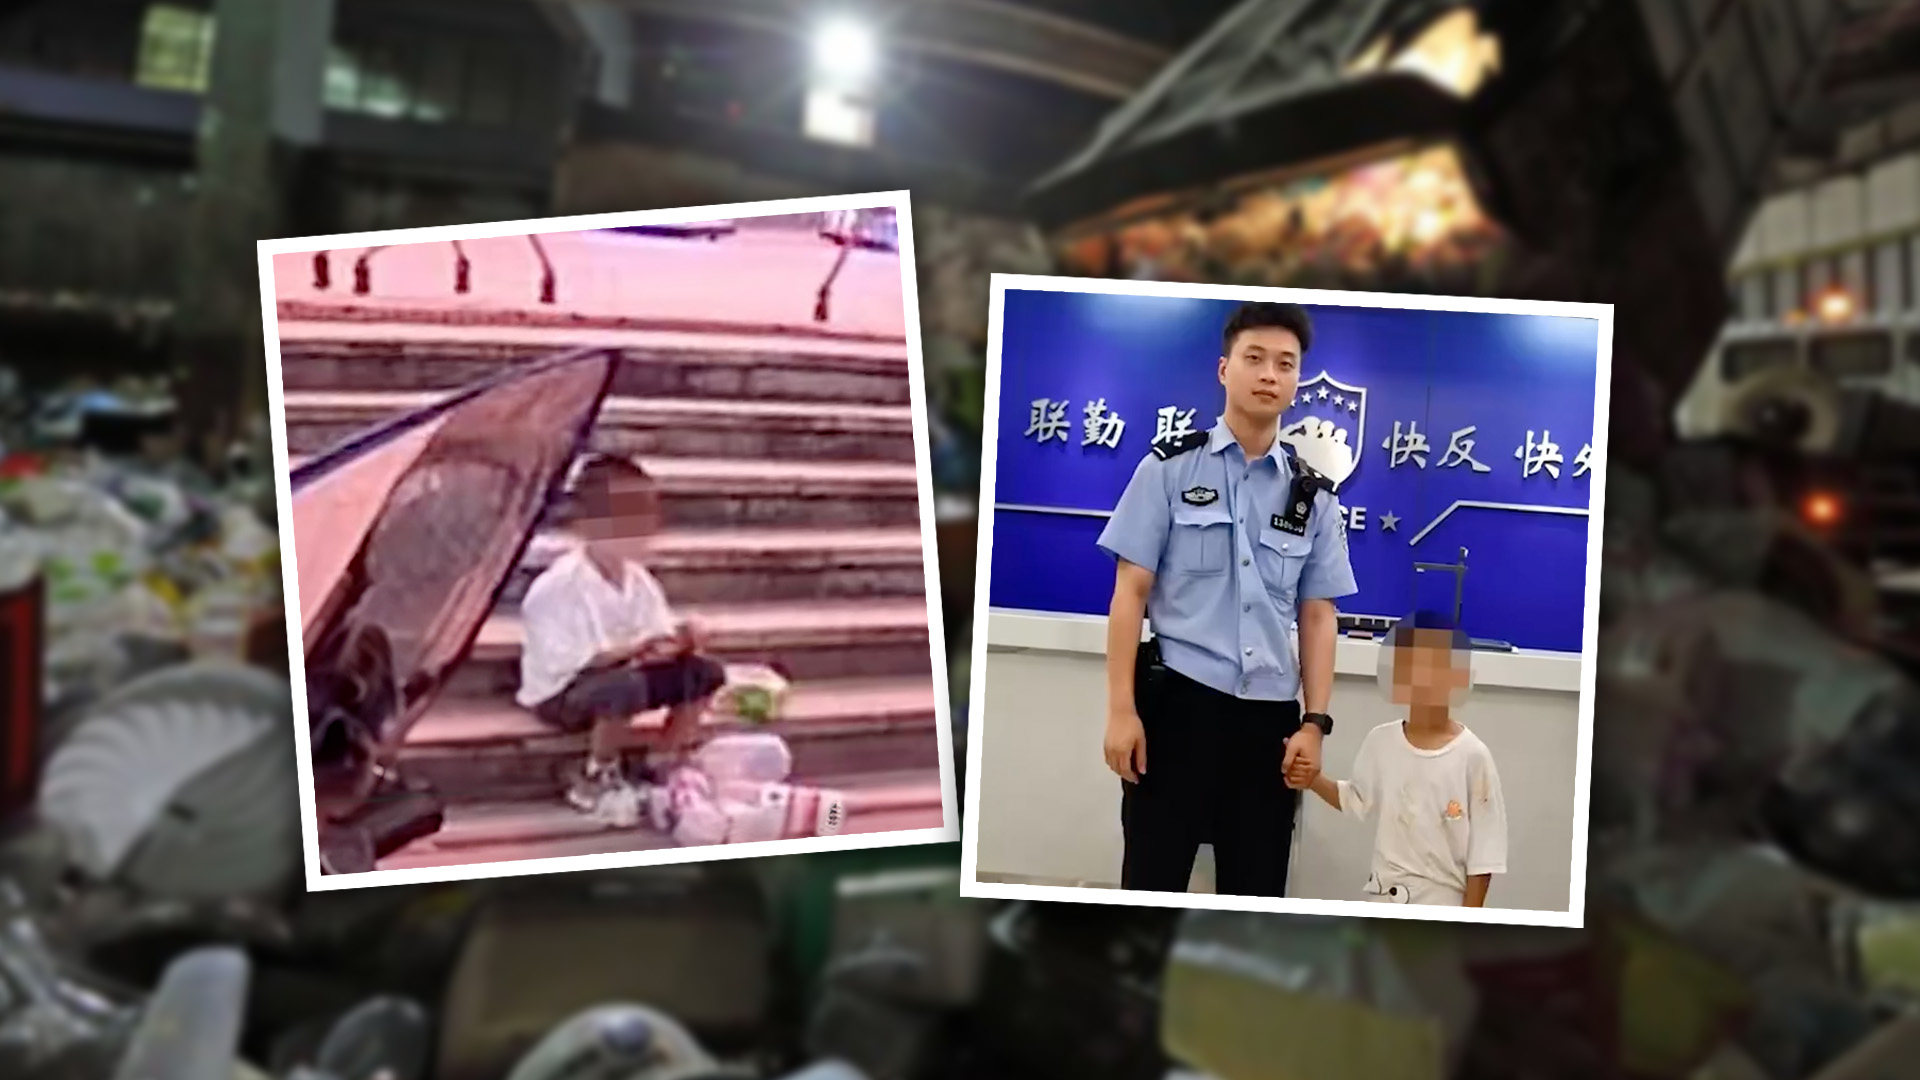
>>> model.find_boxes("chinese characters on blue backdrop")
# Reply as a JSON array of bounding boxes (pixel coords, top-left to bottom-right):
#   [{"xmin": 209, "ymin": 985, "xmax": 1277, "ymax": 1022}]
[
  {"xmin": 1018, "ymin": 391, "xmax": 1592, "ymax": 538},
  {"xmin": 990, "ymin": 290, "xmax": 1603, "ymax": 653}
]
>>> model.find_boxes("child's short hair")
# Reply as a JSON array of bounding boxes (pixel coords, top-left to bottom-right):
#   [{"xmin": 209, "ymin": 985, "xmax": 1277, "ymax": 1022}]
[
  {"xmin": 1386, "ymin": 609, "xmax": 1471, "ymax": 650},
  {"xmin": 559, "ymin": 452, "xmax": 657, "ymax": 524},
  {"xmin": 566, "ymin": 451, "xmax": 653, "ymax": 490}
]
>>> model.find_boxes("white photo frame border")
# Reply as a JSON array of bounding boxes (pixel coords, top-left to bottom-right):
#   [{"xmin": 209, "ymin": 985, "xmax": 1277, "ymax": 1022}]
[
  {"xmin": 958, "ymin": 272, "xmax": 1612, "ymax": 929},
  {"xmin": 256, "ymin": 190, "xmax": 959, "ymax": 892}
]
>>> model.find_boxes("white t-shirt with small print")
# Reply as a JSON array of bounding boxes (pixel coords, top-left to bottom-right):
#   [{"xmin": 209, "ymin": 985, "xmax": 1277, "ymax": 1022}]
[
  {"xmin": 1335, "ymin": 719, "xmax": 1508, "ymax": 899},
  {"xmin": 516, "ymin": 548, "xmax": 677, "ymax": 708}
]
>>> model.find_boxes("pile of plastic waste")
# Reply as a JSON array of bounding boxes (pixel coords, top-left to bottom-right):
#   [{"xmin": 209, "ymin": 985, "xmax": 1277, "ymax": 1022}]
[
  {"xmin": 0, "ymin": 877, "xmax": 874, "ymax": 1080},
  {"xmin": 0, "ymin": 448, "xmax": 280, "ymax": 709},
  {"xmin": 650, "ymin": 733, "xmax": 849, "ymax": 846}
]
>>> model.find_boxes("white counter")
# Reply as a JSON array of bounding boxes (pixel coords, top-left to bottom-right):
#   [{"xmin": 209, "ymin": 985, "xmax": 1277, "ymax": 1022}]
[{"xmin": 985, "ymin": 609, "xmax": 1585, "ymax": 693}]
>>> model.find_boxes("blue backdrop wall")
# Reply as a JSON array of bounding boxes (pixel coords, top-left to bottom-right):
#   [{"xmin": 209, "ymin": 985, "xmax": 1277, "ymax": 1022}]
[{"xmin": 989, "ymin": 289, "xmax": 1603, "ymax": 653}]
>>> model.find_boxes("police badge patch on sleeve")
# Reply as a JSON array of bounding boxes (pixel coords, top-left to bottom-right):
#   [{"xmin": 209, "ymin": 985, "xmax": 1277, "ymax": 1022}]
[
  {"xmin": 1152, "ymin": 429, "xmax": 1210, "ymax": 461},
  {"xmin": 1182, "ymin": 486, "xmax": 1219, "ymax": 506}
]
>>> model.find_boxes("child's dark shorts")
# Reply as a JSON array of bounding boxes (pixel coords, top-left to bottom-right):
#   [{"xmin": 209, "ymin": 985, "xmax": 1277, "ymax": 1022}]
[{"xmin": 532, "ymin": 653, "xmax": 728, "ymax": 733}]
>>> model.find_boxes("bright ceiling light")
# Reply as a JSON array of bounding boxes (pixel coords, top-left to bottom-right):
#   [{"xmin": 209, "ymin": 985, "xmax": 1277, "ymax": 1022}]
[
  {"xmin": 1816, "ymin": 286, "xmax": 1857, "ymax": 325},
  {"xmin": 1802, "ymin": 490, "xmax": 1843, "ymax": 528},
  {"xmin": 1347, "ymin": 9, "xmax": 1501, "ymax": 99},
  {"xmin": 813, "ymin": 18, "xmax": 878, "ymax": 87}
]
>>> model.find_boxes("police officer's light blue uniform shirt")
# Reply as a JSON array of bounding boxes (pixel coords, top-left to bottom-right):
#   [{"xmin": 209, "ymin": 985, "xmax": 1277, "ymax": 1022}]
[{"xmin": 1097, "ymin": 416, "xmax": 1358, "ymax": 702}]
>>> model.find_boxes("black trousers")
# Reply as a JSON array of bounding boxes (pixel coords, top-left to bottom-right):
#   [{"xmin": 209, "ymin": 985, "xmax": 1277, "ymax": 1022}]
[
  {"xmin": 1120, "ymin": 664, "xmax": 1302, "ymax": 897},
  {"xmin": 533, "ymin": 653, "xmax": 728, "ymax": 733}
]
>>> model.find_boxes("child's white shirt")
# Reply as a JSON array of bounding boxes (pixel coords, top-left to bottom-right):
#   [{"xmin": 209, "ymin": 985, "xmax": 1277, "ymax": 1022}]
[
  {"xmin": 516, "ymin": 548, "xmax": 677, "ymax": 707},
  {"xmin": 1336, "ymin": 719, "xmax": 1508, "ymax": 896}
]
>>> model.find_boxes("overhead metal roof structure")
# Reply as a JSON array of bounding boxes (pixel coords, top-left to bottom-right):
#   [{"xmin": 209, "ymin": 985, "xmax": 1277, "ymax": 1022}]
[
  {"xmin": 1027, "ymin": 0, "xmax": 1845, "ymax": 401},
  {"xmin": 1031, "ymin": 0, "xmax": 1474, "ymax": 223}
]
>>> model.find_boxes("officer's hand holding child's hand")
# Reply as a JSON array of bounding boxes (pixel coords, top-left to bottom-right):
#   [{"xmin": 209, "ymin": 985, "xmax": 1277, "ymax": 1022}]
[
  {"xmin": 1104, "ymin": 708, "xmax": 1147, "ymax": 784},
  {"xmin": 1281, "ymin": 727, "xmax": 1322, "ymax": 789},
  {"xmin": 1283, "ymin": 759, "xmax": 1319, "ymax": 789}
]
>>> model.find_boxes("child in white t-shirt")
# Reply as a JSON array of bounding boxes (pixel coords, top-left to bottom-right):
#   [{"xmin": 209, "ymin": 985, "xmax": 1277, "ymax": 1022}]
[
  {"xmin": 519, "ymin": 456, "xmax": 726, "ymax": 825},
  {"xmin": 1292, "ymin": 612, "xmax": 1508, "ymax": 907}
]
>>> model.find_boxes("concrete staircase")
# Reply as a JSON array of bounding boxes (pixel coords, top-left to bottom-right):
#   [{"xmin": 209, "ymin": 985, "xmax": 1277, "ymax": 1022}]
[
  {"xmin": 374, "ymin": 770, "xmax": 943, "ymax": 870},
  {"xmin": 275, "ymin": 322, "xmax": 914, "ymax": 403},
  {"xmin": 278, "ymin": 316, "xmax": 944, "ymax": 829},
  {"xmin": 283, "ymin": 391, "xmax": 917, "ymax": 462}
]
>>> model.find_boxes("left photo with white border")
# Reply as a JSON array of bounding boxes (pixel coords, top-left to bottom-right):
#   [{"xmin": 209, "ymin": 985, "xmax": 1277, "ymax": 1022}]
[{"xmin": 257, "ymin": 191, "xmax": 956, "ymax": 891}]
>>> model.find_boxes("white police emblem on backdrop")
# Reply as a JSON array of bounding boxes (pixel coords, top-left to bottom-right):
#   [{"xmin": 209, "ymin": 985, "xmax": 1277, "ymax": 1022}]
[{"xmin": 1280, "ymin": 371, "xmax": 1366, "ymax": 488}]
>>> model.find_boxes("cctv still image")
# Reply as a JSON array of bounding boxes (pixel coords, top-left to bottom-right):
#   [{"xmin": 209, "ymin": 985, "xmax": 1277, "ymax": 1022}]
[
  {"xmin": 266, "ymin": 200, "xmax": 951, "ymax": 882},
  {"xmin": 7, "ymin": 0, "xmax": 1920, "ymax": 1078}
]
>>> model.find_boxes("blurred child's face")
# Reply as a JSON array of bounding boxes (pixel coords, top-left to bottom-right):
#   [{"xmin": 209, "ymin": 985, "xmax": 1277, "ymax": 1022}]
[
  {"xmin": 1386, "ymin": 627, "xmax": 1473, "ymax": 711},
  {"xmin": 579, "ymin": 474, "xmax": 665, "ymax": 544}
]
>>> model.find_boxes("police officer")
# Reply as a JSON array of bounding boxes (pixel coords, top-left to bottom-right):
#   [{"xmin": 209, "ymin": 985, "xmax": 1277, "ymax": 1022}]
[{"xmin": 1096, "ymin": 302, "xmax": 1357, "ymax": 896}]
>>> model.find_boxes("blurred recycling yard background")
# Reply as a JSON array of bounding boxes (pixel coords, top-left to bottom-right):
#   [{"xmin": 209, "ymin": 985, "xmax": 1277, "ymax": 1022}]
[{"xmin": 9, "ymin": 1, "xmax": 1920, "ymax": 1078}]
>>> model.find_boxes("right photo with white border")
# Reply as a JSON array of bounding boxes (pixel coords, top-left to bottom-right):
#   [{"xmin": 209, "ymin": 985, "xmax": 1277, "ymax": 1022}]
[{"xmin": 960, "ymin": 273, "xmax": 1613, "ymax": 928}]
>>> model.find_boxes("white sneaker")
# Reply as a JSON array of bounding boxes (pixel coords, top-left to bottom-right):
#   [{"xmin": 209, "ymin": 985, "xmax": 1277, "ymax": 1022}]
[
  {"xmin": 566, "ymin": 760, "xmax": 644, "ymax": 828},
  {"xmin": 592, "ymin": 784, "xmax": 644, "ymax": 829}
]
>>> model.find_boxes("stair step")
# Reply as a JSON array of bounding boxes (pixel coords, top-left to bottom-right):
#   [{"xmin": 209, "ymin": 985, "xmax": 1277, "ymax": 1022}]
[
  {"xmin": 409, "ymin": 675, "xmax": 938, "ymax": 748},
  {"xmin": 446, "ymin": 597, "xmax": 934, "ymax": 695},
  {"xmin": 374, "ymin": 773, "xmax": 946, "ymax": 870},
  {"xmin": 639, "ymin": 457, "xmax": 923, "ymax": 529},
  {"xmin": 507, "ymin": 528, "xmax": 928, "ymax": 607},
  {"xmin": 472, "ymin": 596, "xmax": 932, "ymax": 653},
  {"xmin": 286, "ymin": 455, "xmax": 927, "ymax": 530},
  {"xmin": 275, "ymin": 322, "xmax": 911, "ymax": 405},
  {"xmin": 400, "ymin": 677, "xmax": 942, "ymax": 803},
  {"xmin": 283, "ymin": 390, "xmax": 917, "ymax": 463}
]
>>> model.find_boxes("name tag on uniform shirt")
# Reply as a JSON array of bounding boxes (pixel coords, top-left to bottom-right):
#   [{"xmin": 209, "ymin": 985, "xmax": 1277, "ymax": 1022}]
[{"xmin": 1181, "ymin": 486, "xmax": 1219, "ymax": 506}]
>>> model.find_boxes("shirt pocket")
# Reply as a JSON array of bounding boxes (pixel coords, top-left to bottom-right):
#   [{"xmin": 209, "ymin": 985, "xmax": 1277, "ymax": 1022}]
[
  {"xmin": 1166, "ymin": 506, "xmax": 1232, "ymax": 575},
  {"xmin": 1255, "ymin": 527, "xmax": 1313, "ymax": 600}
]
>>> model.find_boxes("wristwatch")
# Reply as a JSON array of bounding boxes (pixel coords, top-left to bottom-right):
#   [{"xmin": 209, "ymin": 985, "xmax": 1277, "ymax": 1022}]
[{"xmin": 1302, "ymin": 712, "xmax": 1334, "ymax": 736}]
